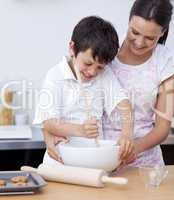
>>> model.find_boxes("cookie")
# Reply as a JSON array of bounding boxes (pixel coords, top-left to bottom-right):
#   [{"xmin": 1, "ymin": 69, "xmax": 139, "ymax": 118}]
[
  {"xmin": 11, "ymin": 176, "xmax": 28, "ymax": 183},
  {"xmin": 12, "ymin": 182, "xmax": 27, "ymax": 187},
  {"xmin": 0, "ymin": 179, "xmax": 6, "ymax": 186}
]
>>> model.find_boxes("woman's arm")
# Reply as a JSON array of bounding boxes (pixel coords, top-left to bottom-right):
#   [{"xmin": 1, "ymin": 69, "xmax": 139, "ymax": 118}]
[
  {"xmin": 116, "ymin": 99, "xmax": 134, "ymax": 159},
  {"xmin": 135, "ymin": 76, "xmax": 174, "ymax": 154},
  {"xmin": 117, "ymin": 99, "xmax": 134, "ymax": 137}
]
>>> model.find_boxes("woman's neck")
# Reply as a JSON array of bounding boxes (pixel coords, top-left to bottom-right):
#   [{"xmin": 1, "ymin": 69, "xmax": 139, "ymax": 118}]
[{"xmin": 117, "ymin": 41, "xmax": 153, "ymax": 66}]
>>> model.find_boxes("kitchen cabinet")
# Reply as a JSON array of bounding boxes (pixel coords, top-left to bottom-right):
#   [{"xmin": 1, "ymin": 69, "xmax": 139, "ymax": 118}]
[
  {"xmin": 0, "ymin": 128, "xmax": 46, "ymax": 170},
  {"xmin": 0, "ymin": 149, "xmax": 45, "ymax": 170},
  {"xmin": 161, "ymin": 145, "xmax": 174, "ymax": 165}
]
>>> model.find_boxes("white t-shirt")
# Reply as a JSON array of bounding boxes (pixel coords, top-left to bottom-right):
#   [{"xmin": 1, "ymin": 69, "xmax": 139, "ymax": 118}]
[{"xmin": 33, "ymin": 56, "xmax": 128, "ymax": 137}]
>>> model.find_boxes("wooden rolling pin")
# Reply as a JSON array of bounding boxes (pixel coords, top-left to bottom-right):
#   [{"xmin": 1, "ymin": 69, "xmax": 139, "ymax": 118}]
[{"xmin": 21, "ymin": 164, "xmax": 128, "ymax": 188}]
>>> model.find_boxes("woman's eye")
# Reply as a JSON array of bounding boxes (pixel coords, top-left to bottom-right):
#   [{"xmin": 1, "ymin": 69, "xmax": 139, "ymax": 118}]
[
  {"xmin": 85, "ymin": 63, "xmax": 92, "ymax": 66},
  {"xmin": 146, "ymin": 37, "xmax": 155, "ymax": 41}
]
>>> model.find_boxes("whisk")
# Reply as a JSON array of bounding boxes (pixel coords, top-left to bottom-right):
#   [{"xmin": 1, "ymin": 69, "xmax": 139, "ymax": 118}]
[{"xmin": 74, "ymin": 64, "xmax": 100, "ymax": 147}]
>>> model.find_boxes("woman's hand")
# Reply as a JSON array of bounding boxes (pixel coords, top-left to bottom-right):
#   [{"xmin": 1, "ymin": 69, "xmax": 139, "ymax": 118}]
[
  {"xmin": 122, "ymin": 139, "xmax": 140, "ymax": 165},
  {"xmin": 117, "ymin": 134, "xmax": 135, "ymax": 161},
  {"xmin": 123, "ymin": 148, "xmax": 137, "ymax": 165}
]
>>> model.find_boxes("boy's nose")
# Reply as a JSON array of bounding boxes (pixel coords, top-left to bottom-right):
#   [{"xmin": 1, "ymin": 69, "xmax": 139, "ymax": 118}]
[{"xmin": 88, "ymin": 68, "xmax": 97, "ymax": 77}]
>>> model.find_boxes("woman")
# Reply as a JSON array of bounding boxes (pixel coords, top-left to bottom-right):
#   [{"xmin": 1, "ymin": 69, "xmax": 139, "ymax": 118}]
[
  {"xmin": 42, "ymin": 0, "xmax": 174, "ymax": 167},
  {"xmin": 103, "ymin": 0, "xmax": 174, "ymax": 166}
]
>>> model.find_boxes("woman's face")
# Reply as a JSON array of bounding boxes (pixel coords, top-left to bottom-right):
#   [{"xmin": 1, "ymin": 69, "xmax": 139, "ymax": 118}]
[{"xmin": 125, "ymin": 16, "xmax": 165, "ymax": 56}]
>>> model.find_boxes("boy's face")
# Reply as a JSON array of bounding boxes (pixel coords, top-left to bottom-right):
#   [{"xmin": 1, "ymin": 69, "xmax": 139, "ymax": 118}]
[{"xmin": 70, "ymin": 44, "xmax": 106, "ymax": 82}]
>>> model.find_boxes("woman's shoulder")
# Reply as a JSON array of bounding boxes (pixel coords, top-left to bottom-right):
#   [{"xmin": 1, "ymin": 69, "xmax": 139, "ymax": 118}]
[
  {"xmin": 154, "ymin": 44, "xmax": 174, "ymax": 65},
  {"xmin": 154, "ymin": 44, "xmax": 174, "ymax": 84},
  {"xmin": 153, "ymin": 44, "xmax": 173, "ymax": 69},
  {"xmin": 154, "ymin": 44, "xmax": 173, "ymax": 61}
]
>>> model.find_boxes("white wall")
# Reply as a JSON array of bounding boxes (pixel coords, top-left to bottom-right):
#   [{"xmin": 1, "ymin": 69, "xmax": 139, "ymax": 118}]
[{"xmin": 0, "ymin": 0, "xmax": 173, "ymax": 83}]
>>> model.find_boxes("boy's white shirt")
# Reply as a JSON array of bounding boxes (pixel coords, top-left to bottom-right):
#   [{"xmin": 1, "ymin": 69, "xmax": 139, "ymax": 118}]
[{"xmin": 33, "ymin": 56, "xmax": 128, "ymax": 136}]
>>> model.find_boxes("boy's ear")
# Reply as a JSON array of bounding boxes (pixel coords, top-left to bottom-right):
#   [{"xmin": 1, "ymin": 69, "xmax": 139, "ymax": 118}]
[{"xmin": 69, "ymin": 41, "xmax": 76, "ymax": 57}]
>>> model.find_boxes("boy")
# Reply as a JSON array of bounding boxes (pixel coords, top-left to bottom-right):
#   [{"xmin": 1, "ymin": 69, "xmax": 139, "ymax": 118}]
[{"xmin": 33, "ymin": 16, "xmax": 134, "ymax": 166}]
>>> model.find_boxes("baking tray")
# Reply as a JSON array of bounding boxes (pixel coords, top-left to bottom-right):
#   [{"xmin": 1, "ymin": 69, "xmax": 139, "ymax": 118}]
[{"xmin": 0, "ymin": 171, "xmax": 47, "ymax": 195}]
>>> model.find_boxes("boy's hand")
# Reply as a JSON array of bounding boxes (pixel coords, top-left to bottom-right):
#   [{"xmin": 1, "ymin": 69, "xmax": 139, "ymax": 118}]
[
  {"xmin": 117, "ymin": 134, "xmax": 135, "ymax": 161},
  {"xmin": 81, "ymin": 117, "xmax": 99, "ymax": 138},
  {"xmin": 43, "ymin": 129, "xmax": 68, "ymax": 163}
]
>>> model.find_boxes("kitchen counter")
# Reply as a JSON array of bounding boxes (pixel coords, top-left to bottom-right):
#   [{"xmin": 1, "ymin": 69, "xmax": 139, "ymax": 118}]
[
  {"xmin": 0, "ymin": 127, "xmax": 46, "ymax": 150},
  {"xmin": 0, "ymin": 165, "xmax": 174, "ymax": 200}
]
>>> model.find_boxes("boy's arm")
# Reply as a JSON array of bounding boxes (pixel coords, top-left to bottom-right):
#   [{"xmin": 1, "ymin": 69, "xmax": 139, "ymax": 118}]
[
  {"xmin": 43, "ymin": 119, "xmax": 83, "ymax": 137},
  {"xmin": 43, "ymin": 118, "xmax": 99, "ymax": 162},
  {"xmin": 43, "ymin": 118, "xmax": 99, "ymax": 138}
]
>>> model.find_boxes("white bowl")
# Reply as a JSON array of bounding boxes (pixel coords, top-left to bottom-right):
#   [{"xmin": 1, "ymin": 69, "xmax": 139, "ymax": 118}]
[{"xmin": 58, "ymin": 137, "xmax": 120, "ymax": 172}]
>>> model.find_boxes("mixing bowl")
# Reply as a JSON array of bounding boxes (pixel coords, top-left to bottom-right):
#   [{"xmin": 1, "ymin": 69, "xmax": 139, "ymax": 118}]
[{"xmin": 58, "ymin": 137, "xmax": 120, "ymax": 172}]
